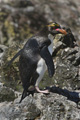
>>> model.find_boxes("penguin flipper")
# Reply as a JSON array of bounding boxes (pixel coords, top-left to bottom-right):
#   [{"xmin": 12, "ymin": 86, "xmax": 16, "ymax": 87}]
[
  {"xmin": 8, "ymin": 49, "xmax": 23, "ymax": 66},
  {"xmin": 40, "ymin": 46, "xmax": 55, "ymax": 77}
]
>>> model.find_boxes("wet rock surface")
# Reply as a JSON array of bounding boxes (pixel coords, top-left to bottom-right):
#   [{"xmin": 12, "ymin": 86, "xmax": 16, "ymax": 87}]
[{"xmin": 0, "ymin": 0, "xmax": 80, "ymax": 120}]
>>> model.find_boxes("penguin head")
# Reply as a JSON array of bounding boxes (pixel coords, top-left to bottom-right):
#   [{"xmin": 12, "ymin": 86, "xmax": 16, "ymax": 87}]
[
  {"xmin": 47, "ymin": 22, "xmax": 61, "ymax": 30},
  {"xmin": 47, "ymin": 22, "xmax": 67, "ymax": 35}
]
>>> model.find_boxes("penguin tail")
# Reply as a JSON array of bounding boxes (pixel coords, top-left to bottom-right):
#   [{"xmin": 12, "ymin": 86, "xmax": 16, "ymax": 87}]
[
  {"xmin": 19, "ymin": 89, "xmax": 35, "ymax": 103},
  {"xmin": 7, "ymin": 49, "xmax": 23, "ymax": 67},
  {"xmin": 19, "ymin": 89, "xmax": 28, "ymax": 103}
]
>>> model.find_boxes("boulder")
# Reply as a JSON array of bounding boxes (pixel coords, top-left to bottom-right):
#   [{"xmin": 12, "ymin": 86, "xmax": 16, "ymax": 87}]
[
  {"xmin": 0, "ymin": 86, "xmax": 16, "ymax": 102},
  {"xmin": 0, "ymin": 93, "xmax": 80, "ymax": 120}
]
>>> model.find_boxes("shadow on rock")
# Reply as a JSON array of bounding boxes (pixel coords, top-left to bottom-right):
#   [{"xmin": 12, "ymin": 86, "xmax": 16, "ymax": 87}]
[{"xmin": 47, "ymin": 86, "xmax": 80, "ymax": 103}]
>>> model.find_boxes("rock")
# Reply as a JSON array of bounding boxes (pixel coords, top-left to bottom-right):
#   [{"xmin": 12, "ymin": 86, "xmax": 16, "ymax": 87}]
[
  {"xmin": 73, "ymin": 48, "xmax": 80, "ymax": 66},
  {"xmin": 1, "ymin": 46, "xmax": 22, "ymax": 91},
  {"xmin": 0, "ymin": 93, "xmax": 80, "ymax": 120},
  {"xmin": 53, "ymin": 60, "xmax": 79, "ymax": 90},
  {"xmin": 40, "ymin": 31, "xmax": 79, "ymax": 91},
  {"xmin": 52, "ymin": 34, "xmax": 66, "ymax": 56},
  {"xmin": 0, "ymin": 86, "xmax": 16, "ymax": 102},
  {"xmin": 0, "ymin": 44, "xmax": 8, "ymax": 66},
  {"xmin": 0, "ymin": 96, "xmax": 41, "ymax": 120},
  {"xmin": 0, "ymin": 82, "xmax": 4, "ymax": 87},
  {"xmin": 60, "ymin": 28, "xmax": 76, "ymax": 48},
  {"xmin": 0, "ymin": 0, "xmax": 79, "ymax": 46},
  {"xmin": 39, "ymin": 93, "xmax": 80, "ymax": 120},
  {"xmin": 0, "ymin": 0, "xmax": 48, "ymax": 46}
]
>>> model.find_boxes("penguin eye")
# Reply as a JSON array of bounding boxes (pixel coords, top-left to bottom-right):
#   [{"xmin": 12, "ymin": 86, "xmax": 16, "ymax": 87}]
[
  {"xmin": 50, "ymin": 27, "xmax": 54, "ymax": 30},
  {"xmin": 50, "ymin": 26, "xmax": 55, "ymax": 30}
]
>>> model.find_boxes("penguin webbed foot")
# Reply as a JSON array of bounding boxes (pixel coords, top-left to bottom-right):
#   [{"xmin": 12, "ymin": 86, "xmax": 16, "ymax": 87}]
[
  {"xmin": 35, "ymin": 86, "xmax": 50, "ymax": 94},
  {"xmin": 19, "ymin": 86, "xmax": 50, "ymax": 103}
]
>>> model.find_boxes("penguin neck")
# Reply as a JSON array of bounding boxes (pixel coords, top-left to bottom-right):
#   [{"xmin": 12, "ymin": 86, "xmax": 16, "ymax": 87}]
[{"xmin": 48, "ymin": 34, "xmax": 54, "ymax": 55}]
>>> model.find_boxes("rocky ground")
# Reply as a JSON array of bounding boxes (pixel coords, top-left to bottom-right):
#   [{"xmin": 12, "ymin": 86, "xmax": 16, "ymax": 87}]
[
  {"xmin": 0, "ymin": 92, "xmax": 80, "ymax": 120},
  {"xmin": 0, "ymin": 0, "xmax": 80, "ymax": 120}
]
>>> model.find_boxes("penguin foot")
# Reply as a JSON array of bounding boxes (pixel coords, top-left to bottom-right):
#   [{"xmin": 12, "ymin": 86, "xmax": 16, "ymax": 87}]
[{"xmin": 35, "ymin": 86, "xmax": 50, "ymax": 94}]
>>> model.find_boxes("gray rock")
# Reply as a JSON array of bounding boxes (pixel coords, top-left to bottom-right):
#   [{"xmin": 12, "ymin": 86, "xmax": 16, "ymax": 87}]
[
  {"xmin": 0, "ymin": 82, "xmax": 4, "ymax": 87},
  {"xmin": 0, "ymin": 93, "xmax": 80, "ymax": 120},
  {"xmin": 73, "ymin": 48, "xmax": 80, "ymax": 66},
  {"xmin": 40, "ymin": 93, "xmax": 80, "ymax": 120},
  {"xmin": 0, "ymin": 96, "xmax": 41, "ymax": 120},
  {"xmin": 0, "ymin": 86, "xmax": 16, "ymax": 102}
]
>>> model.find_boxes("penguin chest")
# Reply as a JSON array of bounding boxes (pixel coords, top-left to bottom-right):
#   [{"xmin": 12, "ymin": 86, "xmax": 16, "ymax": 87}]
[{"xmin": 36, "ymin": 58, "xmax": 47, "ymax": 75}]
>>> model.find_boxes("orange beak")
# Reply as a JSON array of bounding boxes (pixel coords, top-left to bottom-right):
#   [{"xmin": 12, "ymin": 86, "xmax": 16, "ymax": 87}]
[{"xmin": 56, "ymin": 29, "xmax": 67, "ymax": 35}]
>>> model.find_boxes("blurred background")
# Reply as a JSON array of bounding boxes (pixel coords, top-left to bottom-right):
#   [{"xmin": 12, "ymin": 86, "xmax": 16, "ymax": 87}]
[
  {"xmin": 0, "ymin": 0, "xmax": 80, "ymax": 91},
  {"xmin": 0, "ymin": 0, "xmax": 80, "ymax": 46}
]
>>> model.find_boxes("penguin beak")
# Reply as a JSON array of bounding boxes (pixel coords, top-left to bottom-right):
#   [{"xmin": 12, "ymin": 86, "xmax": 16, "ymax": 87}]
[{"xmin": 56, "ymin": 28, "xmax": 67, "ymax": 35}]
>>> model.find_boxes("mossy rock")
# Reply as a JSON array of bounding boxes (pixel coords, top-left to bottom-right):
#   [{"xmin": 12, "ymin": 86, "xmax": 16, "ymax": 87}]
[
  {"xmin": 0, "ymin": 87, "xmax": 16, "ymax": 102},
  {"xmin": 0, "ymin": 10, "xmax": 9, "ymax": 22},
  {"xmin": 1, "ymin": 45, "xmax": 23, "ymax": 91},
  {"xmin": 1, "ymin": 19, "xmax": 32, "ymax": 46}
]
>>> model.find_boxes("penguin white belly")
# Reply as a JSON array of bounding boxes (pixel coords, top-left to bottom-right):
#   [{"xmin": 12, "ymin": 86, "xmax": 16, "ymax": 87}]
[
  {"xmin": 35, "ymin": 58, "xmax": 47, "ymax": 86},
  {"xmin": 35, "ymin": 44, "xmax": 53, "ymax": 86},
  {"xmin": 35, "ymin": 34, "xmax": 54, "ymax": 87}
]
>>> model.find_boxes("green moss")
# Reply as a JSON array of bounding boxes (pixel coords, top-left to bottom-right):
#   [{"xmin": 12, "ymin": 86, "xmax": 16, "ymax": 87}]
[
  {"xmin": 4, "ymin": 20, "xmax": 15, "ymax": 37},
  {"xmin": 0, "ymin": 11, "xmax": 8, "ymax": 22},
  {"xmin": 0, "ymin": 12, "xmax": 7, "ymax": 16},
  {"xmin": 1, "ymin": 19, "xmax": 33, "ymax": 46},
  {"xmin": 19, "ymin": 23, "xmax": 33, "ymax": 40},
  {"xmin": 0, "ymin": 87, "xmax": 16, "ymax": 102},
  {"xmin": 1, "ymin": 46, "xmax": 22, "ymax": 91}
]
